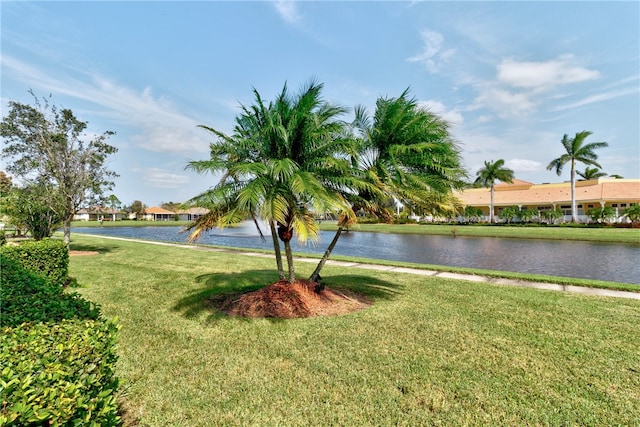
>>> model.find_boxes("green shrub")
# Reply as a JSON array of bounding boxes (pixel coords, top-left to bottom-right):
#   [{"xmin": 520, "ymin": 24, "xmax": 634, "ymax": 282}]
[
  {"xmin": 0, "ymin": 238, "xmax": 69, "ymax": 287},
  {"xmin": 0, "ymin": 319, "xmax": 121, "ymax": 426},
  {"xmin": 0, "ymin": 229, "xmax": 6, "ymax": 246},
  {"xmin": 0, "ymin": 253, "xmax": 120, "ymax": 426},
  {"xmin": 0, "ymin": 256, "xmax": 100, "ymax": 327}
]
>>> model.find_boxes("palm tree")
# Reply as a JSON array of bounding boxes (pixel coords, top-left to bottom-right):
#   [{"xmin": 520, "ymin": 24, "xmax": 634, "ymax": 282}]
[
  {"xmin": 474, "ymin": 159, "xmax": 514, "ymax": 223},
  {"xmin": 186, "ymin": 80, "xmax": 356, "ymax": 283},
  {"xmin": 309, "ymin": 90, "xmax": 467, "ymax": 282},
  {"xmin": 546, "ymin": 131, "xmax": 608, "ymax": 222},
  {"xmin": 577, "ymin": 166, "xmax": 607, "ymax": 180}
]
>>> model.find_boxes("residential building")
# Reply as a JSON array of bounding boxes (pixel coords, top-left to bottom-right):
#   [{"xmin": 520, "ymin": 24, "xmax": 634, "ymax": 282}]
[
  {"xmin": 455, "ymin": 178, "xmax": 640, "ymax": 223},
  {"xmin": 176, "ymin": 207, "xmax": 209, "ymax": 221},
  {"xmin": 143, "ymin": 206, "xmax": 177, "ymax": 221},
  {"xmin": 74, "ymin": 207, "xmax": 124, "ymax": 221}
]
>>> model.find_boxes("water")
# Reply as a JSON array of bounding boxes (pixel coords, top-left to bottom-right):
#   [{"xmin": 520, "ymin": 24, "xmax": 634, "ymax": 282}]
[{"xmin": 72, "ymin": 226, "xmax": 640, "ymax": 284}]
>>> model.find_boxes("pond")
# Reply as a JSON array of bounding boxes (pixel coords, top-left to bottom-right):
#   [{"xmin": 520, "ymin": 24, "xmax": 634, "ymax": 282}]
[{"xmin": 72, "ymin": 226, "xmax": 640, "ymax": 284}]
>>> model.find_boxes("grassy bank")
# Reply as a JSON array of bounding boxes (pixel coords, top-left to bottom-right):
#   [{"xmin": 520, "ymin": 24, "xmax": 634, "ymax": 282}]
[
  {"xmin": 70, "ymin": 220, "xmax": 640, "ymax": 244},
  {"xmin": 320, "ymin": 222, "xmax": 640, "ymax": 244},
  {"xmin": 71, "ymin": 220, "xmax": 192, "ymax": 228},
  {"xmin": 68, "ymin": 234, "xmax": 640, "ymax": 426}
]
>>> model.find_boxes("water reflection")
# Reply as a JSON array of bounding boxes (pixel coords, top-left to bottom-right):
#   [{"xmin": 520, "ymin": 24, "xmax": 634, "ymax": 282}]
[{"xmin": 72, "ymin": 226, "xmax": 640, "ymax": 284}]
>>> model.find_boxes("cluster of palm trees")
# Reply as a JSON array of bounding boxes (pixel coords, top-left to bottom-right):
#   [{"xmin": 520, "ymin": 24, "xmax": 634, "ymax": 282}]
[
  {"xmin": 185, "ymin": 80, "xmax": 467, "ymax": 284},
  {"xmin": 476, "ymin": 130, "xmax": 610, "ymax": 223}
]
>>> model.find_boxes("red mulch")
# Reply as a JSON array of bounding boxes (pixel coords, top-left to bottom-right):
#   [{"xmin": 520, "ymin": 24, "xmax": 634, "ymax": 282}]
[{"xmin": 207, "ymin": 279, "xmax": 371, "ymax": 319}]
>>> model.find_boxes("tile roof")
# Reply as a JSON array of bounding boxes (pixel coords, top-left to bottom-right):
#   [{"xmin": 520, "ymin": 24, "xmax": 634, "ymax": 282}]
[
  {"xmin": 456, "ymin": 178, "xmax": 640, "ymax": 206},
  {"xmin": 176, "ymin": 207, "xmax": 209, "ymax": 215},
  {"xmin": 144, "ymin": 206, "xmax": 176, "ymax": 214}
]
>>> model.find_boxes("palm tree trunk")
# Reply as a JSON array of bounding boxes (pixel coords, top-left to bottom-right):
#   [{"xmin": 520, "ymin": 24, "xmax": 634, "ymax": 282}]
[
  {"xmin": 309, "ymin": 224, "xmax": 345, "ymax": 286},
  {"xmin": 490, "ymin": 184, "xmax": 495, "ymax": 224},
  {"xmin": 269, "ymin": 219, "xmax": 285, "ymax": 280},
  {"xmin": 283, "ymin": 239, "xmax": 295, "ymax": 283},
  {"xmin": 570, "ymin": 161, "xmax": 577, "ymax": 223}
]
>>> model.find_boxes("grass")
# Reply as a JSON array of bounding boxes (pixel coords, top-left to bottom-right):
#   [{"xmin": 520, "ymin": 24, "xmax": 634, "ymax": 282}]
[
  {"xmin": 319, "ymin": 222, "xmax": 640, "ymax": 244},
  {"xmin": 70, "ymin": 220, "xmax": 640, "ymax": 244},
  {"xmin": 68, "ymin": 234, "xmax": 640, "ymax": 426},
  {"xmin": 72, "ymin": 220, "xmax": 192, "ymax": 228}
]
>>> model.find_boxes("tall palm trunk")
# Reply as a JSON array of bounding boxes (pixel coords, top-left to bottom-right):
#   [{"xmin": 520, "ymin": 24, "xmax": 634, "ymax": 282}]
[
  {"xmin": 570, "ymin": 160, "xmax": 577, "ymax": 223},
  {"xmin": 269, "ymin": 219, "xmax": 285, "ymax": 280},
  {"xmin": 309, "ymin": 224, "xmax": 345, "ymax": 286},
  {"xmin": 490, "ymin": 184, "xmax": 495, "ymax": 224}
]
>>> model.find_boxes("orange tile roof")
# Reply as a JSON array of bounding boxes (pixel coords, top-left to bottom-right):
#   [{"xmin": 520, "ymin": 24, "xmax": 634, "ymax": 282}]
[
  {"xmin": 144, "ymin": 206, "xmax": 176, "ymax": 214},
  {"xmin": 456, "ymin": 178, "xmax": 640, "ymax": 207},
  {"xmin": 176, "ymin": 207, "xmax": 209, "ymax": 215}
]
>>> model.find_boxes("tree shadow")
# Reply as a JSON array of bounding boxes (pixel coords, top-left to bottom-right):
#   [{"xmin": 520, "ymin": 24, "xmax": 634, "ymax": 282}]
[
  {"xmin": 172, "ymin": 270, "xmax": 402, "ymax": 322},
  {"xmin": 319, "ymin": 274, "xmax": 404, "ymax": 300},
  {"xmin": 68, "ymin": 241, "xmax": 115, "ymax": 254}
]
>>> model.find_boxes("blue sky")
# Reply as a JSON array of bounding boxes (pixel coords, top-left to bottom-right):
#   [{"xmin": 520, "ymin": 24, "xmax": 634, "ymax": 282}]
[{"xmin": 2, "ymin": 1, "xmax": 638, "ymax": 207}]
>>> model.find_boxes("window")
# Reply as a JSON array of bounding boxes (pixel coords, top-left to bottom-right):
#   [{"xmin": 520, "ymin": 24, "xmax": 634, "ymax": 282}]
[
  {"xmin": 621, "ymin": 203, "xmax": 627, "ymax": 208},
  {"xmin": 587, "ymin": 204, "xmax": 594, "ymax": 209},
  {"xmin": 612, "ymin": 204, "xmax": 618, "ymax": 207}
]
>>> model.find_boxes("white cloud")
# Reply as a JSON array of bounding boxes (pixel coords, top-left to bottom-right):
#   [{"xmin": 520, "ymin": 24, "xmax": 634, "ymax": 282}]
[
  {"xmin": 407, "ymin": 29, "xmax": 456, "ymax": 73},
  {"xmin": 273, "ymin": 1, "xmax": 301, "ymax": 25},
  {"xmin": 505, "ymin": 159, "xmax": 543, "ymax": 172},
  {"xmin": 418, "ymin": 100, "xmax": 463, "ymax": 125},
  {"xmin": 2, "ymin": 55, "xmax": 210, "ymax": 154},
  {"xmin": 138, "ymin": 168, "xmax": 190, "ymax": 189},
  {"xmin": 472, "ymin": 87, "xmax": 536, "ymax": 118},
  {"xmin": 552, "ymin": 87, "xmax": 639, "ymax": 112},
  {"xmin": 497, "ymin": 55, "xmax": 599, "ymax": 90}
]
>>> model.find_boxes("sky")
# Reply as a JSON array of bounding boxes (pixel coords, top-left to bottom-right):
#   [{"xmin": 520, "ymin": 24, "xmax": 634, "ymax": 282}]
[{"xmin": 1, "ymin": 1, "xmax": 638, "ymax": 207}]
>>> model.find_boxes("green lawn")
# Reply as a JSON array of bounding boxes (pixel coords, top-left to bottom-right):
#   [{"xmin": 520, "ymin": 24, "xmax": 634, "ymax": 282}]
[
  {"xmin": 70, "ymin": 220, "xmax": 640, "ymax": 244},
  {"xmin": 320, "ymin": 222, "xmax": 640, "ymax": 244},
  {"xmin": 68, "ymin": 234, "xmax": 640, "ymax": 426}
]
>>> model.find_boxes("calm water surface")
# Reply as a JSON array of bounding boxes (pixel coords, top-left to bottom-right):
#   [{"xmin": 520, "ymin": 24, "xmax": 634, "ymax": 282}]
[{"xmin": 72, "ymin": 226, "xmax": 640, "ymax": 284}]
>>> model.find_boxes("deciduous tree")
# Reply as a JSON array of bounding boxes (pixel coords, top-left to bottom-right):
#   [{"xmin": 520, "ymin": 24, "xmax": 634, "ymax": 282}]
[{"xmin": 0, "ymin": 92, "xmax": 118, "ymax": 244}]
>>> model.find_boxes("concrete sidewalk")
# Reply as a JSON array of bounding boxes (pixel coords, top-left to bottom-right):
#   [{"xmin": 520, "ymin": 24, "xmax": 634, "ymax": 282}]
[{"xmin": 81, "ymin": 234, "xmax": 640, "ymax": 301}]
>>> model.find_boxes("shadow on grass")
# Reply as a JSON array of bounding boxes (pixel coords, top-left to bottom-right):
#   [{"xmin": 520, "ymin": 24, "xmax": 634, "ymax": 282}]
[
  {"xmin": 68, "ymin": 241, "xmax": 116, "ymax": 254},
  {"xmin": 172, "ymin": 270, "xmax": 402, "ymax": 321}
]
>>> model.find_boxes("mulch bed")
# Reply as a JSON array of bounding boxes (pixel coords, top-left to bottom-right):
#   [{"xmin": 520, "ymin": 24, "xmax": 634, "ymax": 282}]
[{"xmin": 207, "ymin": 279, "xmax": 371, "ymax": 319}]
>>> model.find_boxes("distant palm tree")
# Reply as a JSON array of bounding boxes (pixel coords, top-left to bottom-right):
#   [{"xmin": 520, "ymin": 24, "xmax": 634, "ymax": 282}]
[
  {"xmin": 577, "ymin": 166, "xmax": 607, "ymax": 180},
  {"xmin": 546, "ymin": 131, "xmax": 608, "ymax": 222},
  {"xmin": 474, "ymin": 159, "xmax": 514, "ymax": 223}
]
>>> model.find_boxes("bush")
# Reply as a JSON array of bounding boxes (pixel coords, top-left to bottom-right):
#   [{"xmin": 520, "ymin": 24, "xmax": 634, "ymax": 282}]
[
  {"xmin": 0, "ymin": 319, "xmax": 121, "ymax": 426},
  {"xmin": 0, "ymin": 238, "xmax": 69, "ymax": 287},
  {"xmin": 0, "ymin": 254, "xmax": 120, "ymax": 426},
  {"xmin": 0, "ymin": 229, "xmax": 6, "ymax": 246},
  {"xmin": 0, "ymin": 256, "xmax": 100, "ymax": 327}
]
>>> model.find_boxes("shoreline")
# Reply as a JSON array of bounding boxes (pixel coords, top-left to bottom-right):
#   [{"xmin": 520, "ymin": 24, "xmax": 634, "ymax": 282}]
[{"xmin": 71, "ymin": 233, "xmax": 640, "ymax": 299}]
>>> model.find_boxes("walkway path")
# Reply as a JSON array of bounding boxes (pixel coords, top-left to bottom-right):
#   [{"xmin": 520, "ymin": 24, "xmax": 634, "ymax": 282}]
[{"xmin": 82, "ymin": 234, "xmax": 640, "ymax": 301}]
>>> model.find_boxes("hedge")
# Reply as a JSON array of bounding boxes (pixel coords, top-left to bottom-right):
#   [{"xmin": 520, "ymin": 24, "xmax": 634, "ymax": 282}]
[
  {"xmin": 0, "ymin": 256, "xmax": 100, "ymax": 327},
  {"xmin": 0, "ymin": 242, "xmax": 120, "ymax": 426},
  {"xmin": 0, "ymin": 239, "xmax": 69, "ymax": 287},
  {"xmin": 0, "ymin": 319, "xmax": 121, "ymax": 426}
]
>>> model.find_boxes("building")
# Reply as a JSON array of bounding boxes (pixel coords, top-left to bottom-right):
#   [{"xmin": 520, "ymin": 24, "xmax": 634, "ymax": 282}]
[
  {"xmin": 74, "ymin": 207, "xmax": 125, "ymax": 221},
  {"xmin": 142, "ymin": 206, "xmax": 177, "ymax": 221},
  {"xmin": 455, "ymin": 178, "xmax": 640, "ymax": 223},
  {"xmin": 176, "ymin": 207, "xmax": 208, "ymax": 221}
]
